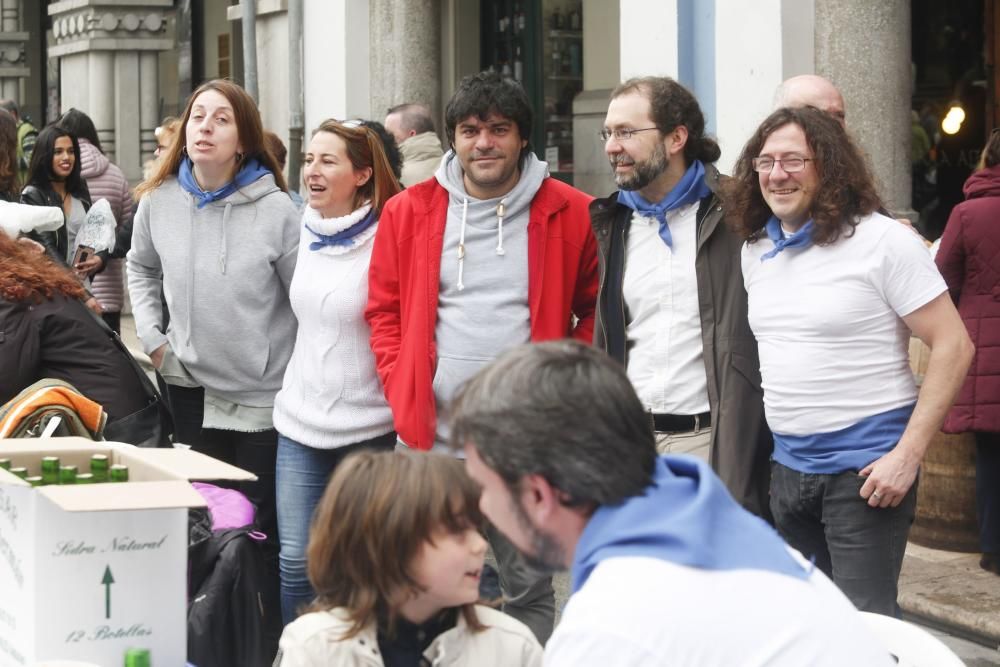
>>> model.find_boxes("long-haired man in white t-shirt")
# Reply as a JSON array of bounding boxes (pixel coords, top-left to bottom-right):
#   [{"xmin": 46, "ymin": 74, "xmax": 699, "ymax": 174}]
[{"xmin": 723, "ymin": 106, "xmax": 974, "ymax": 615}]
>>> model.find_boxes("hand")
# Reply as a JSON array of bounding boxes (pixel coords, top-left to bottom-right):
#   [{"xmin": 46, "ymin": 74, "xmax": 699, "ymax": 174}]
[
  {"xmin": 16, "ymin": 237, "xmax": 45, "ymax": 254},
  {"xmin": 149, "ymin": 344, "xmax": 167, "ymax": 370},
  {"xmin": 84, "ymin": 297, "xmax": 104, "ymax": 315},
  {"xmin": 859, "ymin": 448, "xmax": 920, "ymax": 508},
  {"xmin": 75, "ymin": 254, "xmax": 104, "ymax": 278}
]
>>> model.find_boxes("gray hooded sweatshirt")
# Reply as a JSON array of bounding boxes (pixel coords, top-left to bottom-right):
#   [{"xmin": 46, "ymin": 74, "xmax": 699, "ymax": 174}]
[
  {"xmin": 432, "ymin": 151, "xmax": 548, "ymax": 448},
  {"xmin": 127, "ymin": 174, "xmax": 299, "ymax": 407}
]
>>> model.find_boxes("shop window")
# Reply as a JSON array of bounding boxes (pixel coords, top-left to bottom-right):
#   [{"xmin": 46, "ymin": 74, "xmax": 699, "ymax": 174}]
[{"xmin": 481, "ymin": 0, "xmax": 583, "ymax": 184}]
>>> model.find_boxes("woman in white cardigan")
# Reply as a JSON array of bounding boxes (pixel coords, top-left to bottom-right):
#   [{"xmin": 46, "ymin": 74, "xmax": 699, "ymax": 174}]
[{"xmin": 273, "ymin": 119, "xmax": 402, "ymax": 624}]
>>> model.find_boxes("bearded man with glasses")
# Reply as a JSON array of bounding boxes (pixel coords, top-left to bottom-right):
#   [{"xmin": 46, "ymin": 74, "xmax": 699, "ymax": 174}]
[
  {"xmin": 725, "ymin": 106, "xmax": 973, "ymax": 615},
  {"xmin": 590, "ymin": 76, "xmax": 773, "ymax": 521}
]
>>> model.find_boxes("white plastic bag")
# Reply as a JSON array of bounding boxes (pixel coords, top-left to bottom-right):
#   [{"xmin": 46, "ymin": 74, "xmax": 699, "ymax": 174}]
[{"xmin": 75, "ymin": 198, "xmax": 116, "ymax": 253}]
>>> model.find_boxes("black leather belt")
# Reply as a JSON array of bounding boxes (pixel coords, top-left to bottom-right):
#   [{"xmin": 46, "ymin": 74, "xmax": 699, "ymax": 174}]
[{"xmin": 651, "ymin": 411, "xmax": 711, "ymax": 433}]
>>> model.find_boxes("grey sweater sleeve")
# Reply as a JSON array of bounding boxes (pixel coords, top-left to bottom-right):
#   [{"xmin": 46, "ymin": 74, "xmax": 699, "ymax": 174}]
[
  {"xmin": 125, "ymin": 195, "xmax": 168, "ymax": 354},
  {"xmin": 274, "ymin": 197, "xmax": 300, "ymax": 294}
]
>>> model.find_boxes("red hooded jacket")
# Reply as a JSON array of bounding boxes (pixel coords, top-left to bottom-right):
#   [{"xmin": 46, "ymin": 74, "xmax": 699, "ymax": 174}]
[
  {"xmin": 936, "ymin": 164, "xmax": 1000, "ymax": 433},
  {"xmin": 365, "ymin": 176, "xmax": 598, "ymax": 449}
]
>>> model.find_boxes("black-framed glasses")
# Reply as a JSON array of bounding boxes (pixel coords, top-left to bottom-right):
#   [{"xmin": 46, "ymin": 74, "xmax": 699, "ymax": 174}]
[
  {"xmin": 599, "ymin": 127, "xmax": 659, "ymax": 142},
  {"xmin": 752, "ymin": 156, "xmax": 813, "ymax": 173}
]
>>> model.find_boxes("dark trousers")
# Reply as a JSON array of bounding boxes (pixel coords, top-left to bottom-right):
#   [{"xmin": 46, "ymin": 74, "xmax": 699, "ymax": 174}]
[
  {"xmin": 975, "ymin": 432, "xmax": 1000, "ymax": 554},
  {"xmin": 769, "ymin": 461, "xmax": 917, "ymax": 616},
  {"xmin": 166, "ymin": 384, "xmax": 282, "ymax": 655}
]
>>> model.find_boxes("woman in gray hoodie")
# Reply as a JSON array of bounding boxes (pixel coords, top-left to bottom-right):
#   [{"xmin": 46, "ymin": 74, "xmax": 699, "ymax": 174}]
[{"xmin": 127, "ymin": 79, "xmax": 299, "ymax": 653}]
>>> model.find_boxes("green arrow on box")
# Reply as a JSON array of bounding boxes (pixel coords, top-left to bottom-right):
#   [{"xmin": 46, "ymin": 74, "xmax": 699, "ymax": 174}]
[{"xmin": 102, "ymin": 565, "xmax": 115, "ymax": 619}]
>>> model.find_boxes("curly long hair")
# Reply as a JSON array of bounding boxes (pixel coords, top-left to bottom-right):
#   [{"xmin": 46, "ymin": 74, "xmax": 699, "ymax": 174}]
[
  {"xmin": 0, "ymin": 110, "xmax": 19, "ymax": 200},
  {"xmin": 0, "ymin": 231, "xmax": 86, "ymax": 303},
  {"xmin": 723, "ymin": 107, "xmax": 882, "ymax": 246}
]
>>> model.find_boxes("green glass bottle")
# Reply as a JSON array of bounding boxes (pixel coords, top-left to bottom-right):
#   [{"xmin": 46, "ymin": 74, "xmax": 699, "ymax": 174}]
[
  {"xmin": 90, "ymin": 454, "xmax": 110, "ymax": 483},
  {"xmin": 40, "ymin": 456, "xmax": 60, "ymax": 485},
  {"xmin": 123, "ymin": 647, "xmax": 151, "ymax": 667},
  {"xmin": 58, "ymin": 465, "xmax": 78, "ymax": 485},
  {"xmin": 26, "ymin": 476, "xmax": 43, "ymax": 487},
  {"xmin": 0, "ymin": 458, "xmax": 11, "ymax": 471},
  {"xmin": 9, "ymin": 467, "xmax": 28, "ymax": 480},
  {"xmin": 109, "ymin": 464, "xmax": 129, "ymax": 483},
  {"xmin": 76, "ymin": 472, "xmax": 95, "ymax": 484}
]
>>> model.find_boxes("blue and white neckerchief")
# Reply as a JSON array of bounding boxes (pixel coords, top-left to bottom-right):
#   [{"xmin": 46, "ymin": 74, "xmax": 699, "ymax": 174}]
[
  {"xmin": 760, "ymin": 215, "xmax": 814, "ymax": 262},
  {"xmin": 617, "ymin": 160, "xmax": 712, "ymax": 249}
]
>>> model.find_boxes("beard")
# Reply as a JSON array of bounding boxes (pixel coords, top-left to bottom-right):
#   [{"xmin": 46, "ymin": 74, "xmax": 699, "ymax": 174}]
[
  {"xmin": 508, "ymin": 494, "xmax": 566, "ymax": 575},
  {"xmin": 611, "ymin": 142, "xmax": 669, "ymax": 191}
]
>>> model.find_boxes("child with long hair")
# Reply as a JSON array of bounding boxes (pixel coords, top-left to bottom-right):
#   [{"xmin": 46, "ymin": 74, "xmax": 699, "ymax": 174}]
[{"xmin": 276, "ymin": 450, "xmax": 543, "ymax": 666}]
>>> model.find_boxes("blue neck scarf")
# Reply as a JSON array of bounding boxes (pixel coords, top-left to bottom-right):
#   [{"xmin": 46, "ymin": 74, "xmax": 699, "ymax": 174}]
[
  {"xmin": 617, "ymin": 160, "xmax": 712, "ymax": 248},
  {"xmin": 571, "ymin": 456, "xmax": 809, "ymax": 594},
  {"xmin": 305, "ymin": 208, "xmax": 378, "ymax": 251},
  {"xmin": 759, "ymin": 215, "xmax": 814, "ymax": 262},
  {"xmin": 178, "ymin": 157, "xmax": 272, "ymax": 208}
]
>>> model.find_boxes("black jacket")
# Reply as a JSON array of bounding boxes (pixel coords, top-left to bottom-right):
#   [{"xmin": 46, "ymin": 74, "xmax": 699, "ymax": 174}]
[
  {"xmin": 21, "ymin": 183, "xmax": 97, "ymax": 267},
  {"xmin": 187, "ymin": 508, "xmax": 269, "ymax": 667},
  {"xmin": 0, "ymin": 293, "xmax": 147, "ymax": 419},
  {"xmin": 590, "ymin": 164, "xmax": 773, "ymax": 520}
]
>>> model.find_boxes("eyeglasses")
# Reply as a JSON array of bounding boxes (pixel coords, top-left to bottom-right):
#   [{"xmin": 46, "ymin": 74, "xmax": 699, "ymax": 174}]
[
  {"xmin": 339, "ymin": 119, "xmax": 364, "ymax": 129},
  {"xmin": 751, "ymin": 156, "xmax": 813, "ymax": 173},
  {"xmin": 599, "ymin": 127, "xmax": 659, "ymax": 142}
]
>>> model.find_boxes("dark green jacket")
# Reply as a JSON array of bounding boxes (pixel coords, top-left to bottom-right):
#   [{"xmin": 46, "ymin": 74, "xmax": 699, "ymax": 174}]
[{"xmin": 590, "ymin": 163, "xmax": 773, "ymax": 520}]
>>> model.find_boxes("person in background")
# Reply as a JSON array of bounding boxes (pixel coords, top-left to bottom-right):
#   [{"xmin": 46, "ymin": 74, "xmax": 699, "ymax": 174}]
[
  {"xmin": 0, "ymin": 229, "xmax": 149, "ymax": 433},
  {"xmin": 127, "ymin": 79, "xmax": 300, "ymax": 657},
  {"xmin": 0, "ymin": 98, "xmax": 38, "ymax": 184},
  {"xmin": 726, "ymin": 106, "xmax": 973, "ymax": 614},
  {"xmin": 143, "ymin": 116, "xmax": 180, "ymax": 180},
  {"xmin": 0, "ymin": 110, "xmax": 21, "ymax": 202},
  {"xmin": 56, "ymin": 108, "xmax": 134, "ymax": 334},
  {"xmin": 356, "ymin": 120, "xmax": 403, "ymax": 187},
  {"xmin": 20, "ymin": 126, "xmax": 98, "ymax": 280},
  {"xmin": 272, "ymin": 119, "xmax": 401, "ymax": 623},
  {"xmin": 453, "ymin": 341, "xmax": 893, "ymax": 666},
  {"xmin": 264, "ymin": 130, "xmax": 305, "ymax": 209},
  {"xmin": 276, "ymin": 450, "xmax": 542, "ymax": 666},
  {"xmin": 935, "ymin": 128, "xmax": 1000, "ymax": 576},
  {"xmin": 385, "ymin": 102, "xmax": 445, "ymax": 187}
]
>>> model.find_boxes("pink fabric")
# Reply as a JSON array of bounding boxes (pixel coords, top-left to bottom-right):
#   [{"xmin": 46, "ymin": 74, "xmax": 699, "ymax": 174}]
[
  {"xmin": 192, "ymin": 482, "xmax": 257, "ymax": 531},
  {"xmin": 79, "ymin": 139, "xmax": 133, "ymax": 313}
]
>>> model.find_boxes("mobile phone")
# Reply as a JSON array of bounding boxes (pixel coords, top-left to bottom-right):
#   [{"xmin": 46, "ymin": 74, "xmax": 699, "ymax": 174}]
[{"xmin": 72, "ymin": 245, "xmax": 95, "ymax": 267}]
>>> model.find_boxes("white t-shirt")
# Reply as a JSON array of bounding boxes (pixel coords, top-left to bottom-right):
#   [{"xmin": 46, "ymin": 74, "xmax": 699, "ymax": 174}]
[
  {"xmin": 624, "ymin": 204, "xmax": 710, "ymax": 415},
  {"xmin": 740, "ymin": 213, "xmax": 946, "ymax": 436},
  {"xmin": 545, "ymin": 554, "xmax": 894, "ymax": 667}
]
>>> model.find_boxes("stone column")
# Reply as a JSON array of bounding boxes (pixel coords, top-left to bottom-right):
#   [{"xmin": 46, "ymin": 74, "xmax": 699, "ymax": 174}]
[
  {"xmin": 0, "ymin": 0, "xmax": 29, "ymax": 102},
  {"xmin": 48, "ymin": 1, "xmax": 173, "ymax": 182},
  {"xmin": 368, "ymin": 0, "xmax": 441, "ymax": 125},
  {"xmin": 814, "ymin": 0, "xmax": 913, "ymax": 216}
]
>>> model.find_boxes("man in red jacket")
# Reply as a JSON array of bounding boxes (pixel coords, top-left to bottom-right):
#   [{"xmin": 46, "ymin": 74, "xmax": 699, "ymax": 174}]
[{"xmin": 366, "ymin": 71, "xmax": 598, "ymax": 643}]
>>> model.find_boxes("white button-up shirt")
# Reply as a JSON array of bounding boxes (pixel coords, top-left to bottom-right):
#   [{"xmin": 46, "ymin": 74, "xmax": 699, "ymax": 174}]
[{"xmin": 623, "ymin": 204, "xmax": 710, "ymax": 415}]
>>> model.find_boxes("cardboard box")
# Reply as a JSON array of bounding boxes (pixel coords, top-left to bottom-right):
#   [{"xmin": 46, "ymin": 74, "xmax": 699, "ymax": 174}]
[{"xmin": 0, "ymin": 438, "xmax": 255, "ymax": 667}]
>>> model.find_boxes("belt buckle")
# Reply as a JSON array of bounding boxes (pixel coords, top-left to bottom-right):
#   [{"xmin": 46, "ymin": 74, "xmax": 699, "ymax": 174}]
[{"xmin": 693, "ymin": 413, "xmax": 701, "ymax": 433}]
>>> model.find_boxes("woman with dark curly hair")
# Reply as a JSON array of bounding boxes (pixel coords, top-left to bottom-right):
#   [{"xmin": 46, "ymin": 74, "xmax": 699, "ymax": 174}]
[
  {"xmin": 0, "ymin": 230, "xmax": 148, "ymax": 423},
  {"xmin": 726, "ymin": 106, "xmax": 973, "ymax": 616}
]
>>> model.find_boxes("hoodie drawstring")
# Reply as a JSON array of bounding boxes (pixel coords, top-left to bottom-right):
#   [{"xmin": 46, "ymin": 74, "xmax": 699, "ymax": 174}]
[
  {"xmin": 219, "ymin": 202, "xmax": 232, "ymax": 274},
  {"xmin": 495, "ymin": 199, "xmax": 506, "ymax": 255},
  {"xmin": 457, "ymin": 198, "xmax": 468, "ymax": 291}
]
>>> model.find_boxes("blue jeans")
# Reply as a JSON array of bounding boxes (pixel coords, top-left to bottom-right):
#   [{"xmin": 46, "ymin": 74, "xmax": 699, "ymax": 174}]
[
  {"xmin": 769, "ymin": 461, "xmax": 917, "ymax": 616},
  {"xmin": 275, "ymin": 432, "xmax": 395, "ymax": 624}
]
